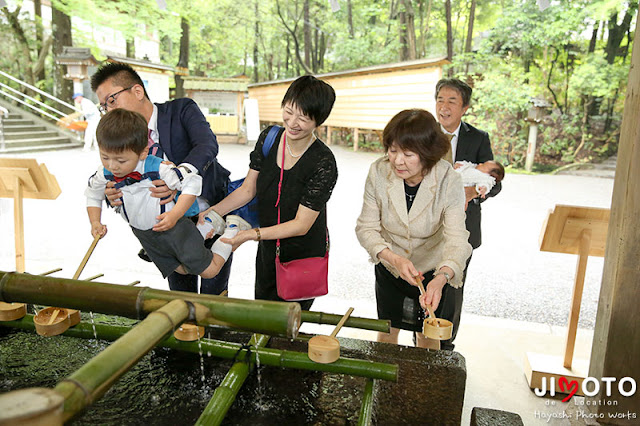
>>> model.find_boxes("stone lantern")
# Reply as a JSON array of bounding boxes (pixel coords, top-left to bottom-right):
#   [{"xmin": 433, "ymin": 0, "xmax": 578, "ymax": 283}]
[
  {"xmin": 524, "ymin": 97, "xmax": 551, "ymax": 172},
  {"xmin": 54, "ymin": 47, "xmax": 99, "ymax": 95}
]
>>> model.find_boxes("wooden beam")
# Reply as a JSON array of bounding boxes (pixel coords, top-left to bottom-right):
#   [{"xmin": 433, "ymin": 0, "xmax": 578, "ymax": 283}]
[
  {"xmin": 353, "ymin": 128, "xmax": 359, "ymax": 152},
  {"xmin": 588, "ymin": 7, "xmax": 640, "ymax": 418}
]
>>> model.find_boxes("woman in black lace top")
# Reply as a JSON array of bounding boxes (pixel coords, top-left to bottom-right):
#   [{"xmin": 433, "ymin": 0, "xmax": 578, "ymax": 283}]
[{"xmin": 202, "ymin": 76, "xmax": 338, "ymax": 310}]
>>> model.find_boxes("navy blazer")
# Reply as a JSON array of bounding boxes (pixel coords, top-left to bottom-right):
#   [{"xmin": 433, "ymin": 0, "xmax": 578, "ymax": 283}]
[
  {"xmin": 155, "ymin": 98, "xmax": 230, "ymax": 206},
  {"xmin": 455, "ymin": 121, "xmax": 501, "ymax": 249}
]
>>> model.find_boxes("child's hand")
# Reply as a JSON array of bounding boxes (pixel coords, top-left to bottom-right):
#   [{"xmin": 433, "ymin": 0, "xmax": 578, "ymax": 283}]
[
  {"xmin": 477, "ymin": 186, "xmax": 488, "ymax": 198},
  {"xmin": 453, "ymin": 162, "xmax": 463, "ymax": 170},
  {"xmin": 91, "ymin": 222, "xmax": 107, "ymax": 239},
  {"xmin": 153, "ymin": 212, "xmax": 178, "ymax": 232}
]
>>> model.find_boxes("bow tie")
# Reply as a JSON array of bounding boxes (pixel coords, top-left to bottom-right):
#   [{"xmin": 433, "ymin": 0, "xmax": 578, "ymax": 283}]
[{"xmin": 113, "ymin": 171, "xmax": 143, "ymax": 183}]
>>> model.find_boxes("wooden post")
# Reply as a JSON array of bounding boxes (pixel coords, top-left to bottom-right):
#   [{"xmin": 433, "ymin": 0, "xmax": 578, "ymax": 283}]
[
  {"xmin": 13, "ymin": 176, "xmax": 25, "ymax": 272},
  {"xmin": 588, "ymin": 9, "xmax": 640, "ymax": 418},
  {"xmin": 0, "ymin": 159, "xmax": 61, "ymax": 273},
  {"xmin": 326, "ymin": 126, "xmax": 332, "ymax": 145},
  {"xmin": 563, "ymin": 229, "xmax": 591, "ymax": 369},
  {"xmin": 353, "ymin": 127, "xmax": 359, "ymax": 152}
]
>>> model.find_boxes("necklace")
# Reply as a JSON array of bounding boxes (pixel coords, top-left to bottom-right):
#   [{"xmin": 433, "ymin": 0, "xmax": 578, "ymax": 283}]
[
  {"xmin": 286, "ymin": 133, "xmax": 315, "ymax": 158},
  {"xmin": 405, "ymin": 192, "xmax": 416, "ymax": 202}
]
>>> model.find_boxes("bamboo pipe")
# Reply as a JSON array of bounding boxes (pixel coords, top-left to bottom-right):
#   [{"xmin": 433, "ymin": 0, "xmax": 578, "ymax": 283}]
[
  {"xmin": 0, "ymin": 271, "xmax": 301, "ymax": 338},
  {"xmin": 358, "ymin": 379, "xmax": 375, "ymax": 426},
  {"xmin": 53, "ymin": 299, "xmax": 190, "ymax": 422},
  {"xmin": 196, "ymin": 334, "xmax": 270, "ymax": 426},
  {"xmin": 301, "ymin": 310, "xmax": 389, "ymax": 333},
  {"xmin": 0, "ymin": 315, "xmax": 398, "ymax": 382}
]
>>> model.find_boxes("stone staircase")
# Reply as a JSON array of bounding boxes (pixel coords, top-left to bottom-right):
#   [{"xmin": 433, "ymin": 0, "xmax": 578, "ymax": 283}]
[{"xmin": 0, "ymin": 100, "xmax": 83, "ymax": 154}]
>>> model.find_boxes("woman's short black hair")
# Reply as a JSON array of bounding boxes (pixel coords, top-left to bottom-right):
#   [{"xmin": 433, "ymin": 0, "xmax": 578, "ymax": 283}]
[
  {"xmin": 383, "ymin": 109, "xmax": 450, "ymax": 174},
  {"xmin": 90, "ymin": 62, "xmax": 150, "ymax": 100},
  {"xmin": 96, "ymin": 109, "xmax": 148, "ymax": 154},
  {"xmin": 281, "ymin": 75, "xmax": 336, "ymax": 126}
]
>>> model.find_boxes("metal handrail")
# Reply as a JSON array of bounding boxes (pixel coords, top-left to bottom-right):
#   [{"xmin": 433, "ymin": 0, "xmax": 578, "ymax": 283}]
[
  {"xmin": 0, "ymin": 70, "xmax": 82, "ymax": 125},
  {"xmin": 0, "ymin": 70, "xmax": 78, "ymax": 111},
  {"xmin": 0, "ymin": 88, "xmax": 62, "ymax": 122}
]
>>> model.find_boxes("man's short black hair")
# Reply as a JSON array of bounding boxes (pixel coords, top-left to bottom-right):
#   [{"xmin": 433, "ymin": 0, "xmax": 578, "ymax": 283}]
[
  {"xmin": 435, "ymin": 78, "xmax": 473, "ymax": 107},
  {"xmin": 91, "ymin": 62, "xmax": 149, "ymax": 100},
  {"xmin": 96, "ymin": 109, "xmax": 148, "ymax": 155},
  {"xmin": 281, "ymin": 75, "xmax": 336, "ymax": 126}
]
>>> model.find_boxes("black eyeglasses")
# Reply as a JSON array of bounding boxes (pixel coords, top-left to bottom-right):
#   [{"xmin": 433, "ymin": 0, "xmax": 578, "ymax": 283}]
[{"xmin": 99, "ymin": 85, "xmax": 135, "ymax": 114}]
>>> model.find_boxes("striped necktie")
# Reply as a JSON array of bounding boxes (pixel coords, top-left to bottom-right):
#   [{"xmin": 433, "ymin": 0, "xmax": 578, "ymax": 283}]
[{"xmin": 147, "ymin": 129, "xmax": 163, "ymax": 158}]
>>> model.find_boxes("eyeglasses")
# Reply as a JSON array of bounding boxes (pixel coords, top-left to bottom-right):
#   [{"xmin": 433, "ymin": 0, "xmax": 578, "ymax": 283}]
[{"xmin": 99, "ymin": 85, "xmax": 135, "ymax": 114}]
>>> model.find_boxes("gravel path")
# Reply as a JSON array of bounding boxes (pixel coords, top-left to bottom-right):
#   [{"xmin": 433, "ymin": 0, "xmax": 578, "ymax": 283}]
[{"xmin": 0, "ymin": 143, "xmax": 613, "ymax": 330}]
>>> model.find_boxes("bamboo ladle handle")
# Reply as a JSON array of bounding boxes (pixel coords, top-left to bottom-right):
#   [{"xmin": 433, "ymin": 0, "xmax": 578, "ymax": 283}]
[
  {"xmin": 72, "ymin": 234, "xmax": 101, "ymax": 280},
  {"xmin": 47, "ymin": 309, "xmax": 60, "ymax": 325},
  {"xmin": 330, "ymin": 307, "xmax": 354, "ymax": 338},
  {"xmin": 414, "ymin": 276, "xmax": 437, "ymax": 323}
]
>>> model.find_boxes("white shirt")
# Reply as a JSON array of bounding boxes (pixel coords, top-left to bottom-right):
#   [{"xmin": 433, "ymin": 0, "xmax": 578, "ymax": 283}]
[
  {"xmin": 441, "ymin": 122, "xmax": 462, "ymax": 160},
  {"xmin": 148, "ymin": 104, "xmax": 208, "ymax": 211},
  {"xmin": 85, "ymin": 157, "xmax": 202, "ymax": 230}
]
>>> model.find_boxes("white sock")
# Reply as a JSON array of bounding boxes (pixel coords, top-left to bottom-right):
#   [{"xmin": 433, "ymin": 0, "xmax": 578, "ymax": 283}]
[{"xmin": 211, "ymin": 226, "xmax": 239, "ymax": 260}]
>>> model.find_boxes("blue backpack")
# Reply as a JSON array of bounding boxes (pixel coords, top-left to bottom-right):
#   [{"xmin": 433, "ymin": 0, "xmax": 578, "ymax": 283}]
[{"xmin": 227, "ymin": 125, "xmax": 281, "ymax": 228}]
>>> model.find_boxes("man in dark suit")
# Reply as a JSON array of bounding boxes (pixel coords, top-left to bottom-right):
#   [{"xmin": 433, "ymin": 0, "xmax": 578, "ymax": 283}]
[
  {"xmin": 434, "ymin": 78, "xmax": 501, "ymax": 350},
  {"xmin": 91, "ymin": 62, "xmax": 231, "ymax": 295}
]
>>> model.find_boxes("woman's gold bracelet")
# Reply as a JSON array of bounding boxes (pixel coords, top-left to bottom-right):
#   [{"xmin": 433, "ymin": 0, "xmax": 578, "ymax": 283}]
[{"xmin": 254, "ymin": 228, "xmax": 261, "ymax": 241}]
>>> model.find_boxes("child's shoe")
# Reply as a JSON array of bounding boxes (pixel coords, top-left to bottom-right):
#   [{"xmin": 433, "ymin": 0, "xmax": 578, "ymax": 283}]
[
  {"xmin": 225, "ymin": 214, "xmax": 252, "ymax": 231},
  {"xmin": 197, "ymin": 210, "xmax": 226, "ymax": 239}
]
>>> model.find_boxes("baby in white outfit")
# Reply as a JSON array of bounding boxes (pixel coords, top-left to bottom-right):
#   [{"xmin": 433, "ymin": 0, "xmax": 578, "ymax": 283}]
[{"xmin": 454, "ymin": 160, "xmax": 505, "ymax": 198}]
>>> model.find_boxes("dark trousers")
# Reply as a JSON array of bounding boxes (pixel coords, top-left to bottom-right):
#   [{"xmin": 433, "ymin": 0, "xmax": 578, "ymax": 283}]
[
  {"xmin": 167, "ymin": 252, "xmax": 233, "ymax": 295},
  {"xmin": 438, "ymin": 253, "xmax": 472, "ymax": 350}
]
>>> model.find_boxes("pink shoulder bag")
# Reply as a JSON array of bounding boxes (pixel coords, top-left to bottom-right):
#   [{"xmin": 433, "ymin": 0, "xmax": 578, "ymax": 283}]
[{"xmin": 274, "ymin": 132, "xmax": 329, "ymax": 301}]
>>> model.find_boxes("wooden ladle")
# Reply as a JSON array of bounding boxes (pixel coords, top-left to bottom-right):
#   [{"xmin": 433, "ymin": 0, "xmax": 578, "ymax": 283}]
[
  {"xmin": 415, "ymin": 277, "xmax": 453, "ymax": 341},
  {"xmin": 308, "ymin": 307, "xmax": 354, "ymax": 364}
]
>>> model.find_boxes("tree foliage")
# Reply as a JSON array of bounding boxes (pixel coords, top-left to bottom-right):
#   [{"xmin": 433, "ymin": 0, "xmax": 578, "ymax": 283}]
[{"xmin": 0, "ymin": 0, "xmax": 636, "ymax": 169}]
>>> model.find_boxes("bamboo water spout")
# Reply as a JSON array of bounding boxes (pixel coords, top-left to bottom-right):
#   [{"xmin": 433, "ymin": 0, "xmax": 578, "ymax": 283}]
[
  {"xmin": 53, "ymin": 299, "xmax": 190, "ymax": 422},
  {"xmin": 196, "ymin": 334, "xmax": 271, "ymax": 426},
  {"xmin": 0, "ymin": 271, "xmax": 301, "ymax": 338}
]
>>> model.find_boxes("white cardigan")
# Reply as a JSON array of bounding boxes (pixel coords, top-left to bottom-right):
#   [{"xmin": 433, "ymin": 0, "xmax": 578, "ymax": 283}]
[{"xmin": 355, "ymin": 156, "xmax": 472, "ymax": 288}]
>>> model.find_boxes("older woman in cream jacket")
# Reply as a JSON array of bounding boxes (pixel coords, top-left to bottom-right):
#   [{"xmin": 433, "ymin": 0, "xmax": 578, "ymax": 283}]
[{"xmin": 356, "ymin": 109, "xmax": 471, "ymax": 349}]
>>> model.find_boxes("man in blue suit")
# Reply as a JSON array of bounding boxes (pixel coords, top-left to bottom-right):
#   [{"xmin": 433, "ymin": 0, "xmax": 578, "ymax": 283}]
[
  {"xmin": 434, "ymin": 78, "xmax": 501, "ymax": 350},
  {"xmin": 91, "ymin": 62, "xmax": 232, "ymax": 295}
]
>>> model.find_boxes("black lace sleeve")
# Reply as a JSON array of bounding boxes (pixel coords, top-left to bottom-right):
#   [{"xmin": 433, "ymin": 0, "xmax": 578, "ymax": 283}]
[{"xmin": 300, "ymin": 146, "xmax": 338, "ymax": 211}]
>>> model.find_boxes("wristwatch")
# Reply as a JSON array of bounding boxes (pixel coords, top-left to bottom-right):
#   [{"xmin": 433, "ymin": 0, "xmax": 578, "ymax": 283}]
[{"xmin": 435, "ymin": 271, "xmax": 451, "ymax": 285}]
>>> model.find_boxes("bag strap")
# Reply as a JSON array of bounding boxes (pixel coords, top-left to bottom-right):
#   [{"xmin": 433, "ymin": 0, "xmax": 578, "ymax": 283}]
[
  {"xmin": 275, "ymin": 131, "xmax": 328, "ymax": 258},
  {"xmin": 262, "ymin": 125, "xmax": 281, "ymax": 157}
]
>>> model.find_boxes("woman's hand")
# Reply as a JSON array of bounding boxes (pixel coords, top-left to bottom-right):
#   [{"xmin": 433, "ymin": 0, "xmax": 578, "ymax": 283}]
[
  {"xmin": 220, "ymin": 229, "xmax": 256, "ymax": 252},
  {"xmin": 419, "ymin": 274, "xmax": 447, "ymax": 311},
  {"xmin": 390, "ymin": 254, "xmax": 424, "ymax": 286}
]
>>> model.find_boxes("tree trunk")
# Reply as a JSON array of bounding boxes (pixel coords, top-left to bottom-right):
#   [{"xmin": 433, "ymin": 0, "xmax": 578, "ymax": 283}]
[
  {"xmin": 175, "ymin": 17, "xmax": 190, "ymax": 99},
  {"xmin": 445, "ymin": 0, "xmax": 453, "ymax": 76},
  {"xmin": 34, "ymin": 0, "xmax": 45, "ymax": 83},
  {"xmin": 347, "ymin": 0, "xmax": 354, "ymax": 38},
  {"xmin": 417, "ymin": 0, "xmax": 433, "ymax": 57},
  {"xmin": 253, "ymin": 0, "xmax": 260, "ymax": 82},
  {"xmin": 126, "ymin": 38, "xmax": 135, "ymax": 58},
  {"xmin": 402, "ymin": 0, "xmax": 417, "ymax": 60},
  {"xmin": 304, "ymin": 0, "xmax": 311, "ymax": 69},
  {"xmin": 275, "ymin": 0, "xmax": 313, "ymax": 75},
  {"xmin": 605, "ymin": 5, "xmax": 636, "ymax": 64},
  {"xmin": 52, "ymin": 6, "xmax": 72, "ymax": 102},
  {"xmin": 588, "ymin": 22, "xmax": 598, "ymax": 54},
  {"xmin": 464, "ymin": 0, "xmax": 476, "ymax": 53}
]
